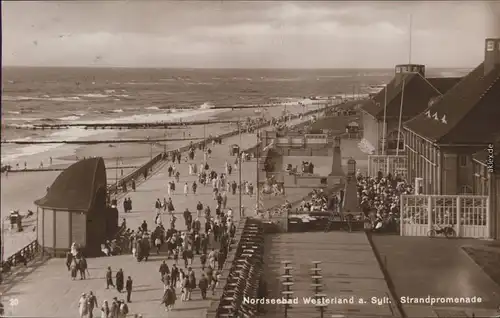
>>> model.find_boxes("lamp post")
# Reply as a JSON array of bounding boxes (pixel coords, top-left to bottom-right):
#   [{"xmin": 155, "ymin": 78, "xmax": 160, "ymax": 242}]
[
  {"xmin": 238, "ymin": 121, "xmax": 243, "ymax": 218},
  {"xmin": 1, "ymin": 218, "xmax": 4, "ymax": 268},
  {"xmin": 203, "ymin": 124, "xmax": 206, "ymax": 150},
  {"xmin": 147, "ymin": 136, "xmax": 152, "ymax": 160},
  {"xmin": 163, "ymin": 130, "xmax": 167, "ymax": 153},
  {"xmin": 256, "ymin": 129, "xmax": 260, "ymax": 216},
  {"xmin": 382, "ymin": 83, "xmax": 388, "ymax": 155}
]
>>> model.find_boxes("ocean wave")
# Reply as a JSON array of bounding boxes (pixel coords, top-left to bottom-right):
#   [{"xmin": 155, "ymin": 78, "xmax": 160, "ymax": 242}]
[
  {"xmin": 6, "ymin": 111, "xmax": 21, "ymax": 115},
  {"xmin": 79, "ymin": 93, "xmax": 109, "ymax": 98},
  {"xmin": 112, "ymin": 109, "xmax": 124, "ymax": 113},
  {"xmin": 2, "ymin": 95, "xmax": 83, "ymax": 102},
  {"xmin": 262, "ymin": 78, "xmax": 302, "ymax": 82},
  {"xmin": 104, "ymin": 89, "xmax": 116, "ymax": 94},
  {"xmin": 124, "ymin": 82, "xmax": 161, "ymax": 85},
  {"xmin": 59, "ymin": 115, "xmax": 81, "ymax": 121},
  {"xmin": 316, "ymin": 75, "xmax": 352, "ymax": 78},
  {"xmin": 199, "ymin": 102, "xmax": 215, "ymax": 110},
  {"xmin": 145, "ymin": 106, "xmax": 160, "ymax": 111},
  {"xmin": 3, "ymin": 117, "xmax": 42, "ymax": 122}
]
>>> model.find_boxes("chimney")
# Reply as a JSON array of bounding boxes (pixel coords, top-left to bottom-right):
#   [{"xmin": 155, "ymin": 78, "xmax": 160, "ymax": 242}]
[{"xmin": 484, "ymin": 38, "xmax": 500, "ymax": 75}]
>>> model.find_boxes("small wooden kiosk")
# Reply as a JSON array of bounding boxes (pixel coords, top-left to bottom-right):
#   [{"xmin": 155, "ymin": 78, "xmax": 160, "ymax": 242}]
[{"xmin": 35, "ymin": 157, "xmax": 118, "ymax": 257}]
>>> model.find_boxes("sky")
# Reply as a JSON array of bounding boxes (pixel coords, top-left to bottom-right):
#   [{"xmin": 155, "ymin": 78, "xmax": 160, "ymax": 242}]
[{"xmin": 2, "ymin": 1, "xmax": 500, "ymax": 68}]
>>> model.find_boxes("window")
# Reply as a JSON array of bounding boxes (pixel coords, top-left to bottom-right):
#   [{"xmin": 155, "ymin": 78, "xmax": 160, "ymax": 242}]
[
  {"xmin": 460, "ymin": 185, "xmax": 473, "ymax": 195},
  {"xmin": 387, "ymin": 130, "xmax": 405, "ymax": 151},
  {"xmin": 487, "ymin": 41, "xmax": 495, "ymax": 51},
  {"xmin": 396, "ymin": 67, "xmax": 401, "ymax": 73},
  {"xmin": 459, "ymin": 155, "xmax": 468, "ymax": 167}
]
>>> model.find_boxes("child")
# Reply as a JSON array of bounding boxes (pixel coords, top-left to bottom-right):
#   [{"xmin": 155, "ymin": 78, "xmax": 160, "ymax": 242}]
[
  {"xmin": 173, "ymin": 248, "xmax": 179, "ymax": 265},
  {"xmin": 200, "ymin": 253, "xmax": 207, "ymax": 271}
]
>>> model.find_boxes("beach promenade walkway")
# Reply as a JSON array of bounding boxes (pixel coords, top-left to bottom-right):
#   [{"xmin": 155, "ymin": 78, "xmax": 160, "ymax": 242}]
[{"xmin": 0, "ymin": 114, "xmax": 319, "ymax": 317}]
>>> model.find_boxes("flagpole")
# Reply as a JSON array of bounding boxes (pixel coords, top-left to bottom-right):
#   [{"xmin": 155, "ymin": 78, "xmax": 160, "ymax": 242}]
[
  {"xmin": 409, "ymin": 14, "xmax": 413, "ymax": 64},
  {"xmin": 382, "ymin": 84, "xmax": 388, "ymax": 155},
  {"xmin": 396, "ymin": 80, "xmax": 405, "ymax": 156}
]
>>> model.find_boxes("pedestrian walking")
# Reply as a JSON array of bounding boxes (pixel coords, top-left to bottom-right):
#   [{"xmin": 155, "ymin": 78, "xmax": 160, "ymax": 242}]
[
  {"xmin": 161, "ymin": 285, "xmax": 176, "ymax": 312},
  {"xmin": 126, "ymin": 276, "xmax": 133, "ymax": 303},
  {"xmin": 116, "ymin": 269, "xmax": 124, "ymax": 293},
  {"xmin": 87, "ymin": 291, "xmax": 98, "ymax": 318},
  {"xmin": 106, "ymin": 267, "xmax": 115, "ymax": 289},
  {"xmin": 79, "ymin": 293, "xmax": 89, "ymax": 318},
  {"xmin": 100, "ymin": 300, "xmax": 110, "ymax": 318},
  {"xmin": 198, "ymin": 274, "xmax": 209, "ymax": 300}
]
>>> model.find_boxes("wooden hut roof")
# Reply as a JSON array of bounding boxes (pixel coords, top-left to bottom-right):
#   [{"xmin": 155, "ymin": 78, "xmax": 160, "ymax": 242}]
[{"xmin": 35, "ymin": 157, "xmax": 107, "ymax": 211}]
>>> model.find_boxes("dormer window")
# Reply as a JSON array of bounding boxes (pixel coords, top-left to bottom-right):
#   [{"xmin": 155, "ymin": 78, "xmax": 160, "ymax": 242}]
[{"xmin": 487, "ymin": 41, "xmax": 495, "ymax": 51}]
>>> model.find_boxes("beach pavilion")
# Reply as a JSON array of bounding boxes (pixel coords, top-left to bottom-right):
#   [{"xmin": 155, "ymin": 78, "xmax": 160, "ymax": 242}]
[
  {"xmin": 360, "ymin": 63, "xmax": 461, "ymax": 155},
  {"xmin": 35, "ymin": 157, "xmax": 118, "ymax": 257}
]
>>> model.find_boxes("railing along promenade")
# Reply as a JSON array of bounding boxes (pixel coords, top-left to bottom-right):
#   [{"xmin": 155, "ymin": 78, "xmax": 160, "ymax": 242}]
[
  {"xmin": 1, "ymin": 240, "xmax": 40, "ymax": 280},
  {"xmin": 0, "ymin": 101, "xmax": 355, "ymax": 279}
]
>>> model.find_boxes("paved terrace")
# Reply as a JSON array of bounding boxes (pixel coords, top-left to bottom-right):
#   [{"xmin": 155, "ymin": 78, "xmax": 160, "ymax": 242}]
[
  {"xmin": 261, "ymin": 232, "xmax": 401, "ymax": 318},
  {"xmin": 0, "ymin": 111, "xmax": 323, "ymax": 318},
  {"xmin": 372, "ymin": 235, "xmax": 500, "ymax": 318}
]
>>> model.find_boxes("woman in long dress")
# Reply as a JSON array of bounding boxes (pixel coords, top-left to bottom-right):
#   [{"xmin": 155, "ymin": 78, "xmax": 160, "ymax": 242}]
[
  {"xmin": 161, "ymin": 286, "xmax": 176, "ymax": 311},
  {"xmin": 100, "ymin": 300, "xmax": 110, "ymax": 318},
  {"xmin": 70, "ymin": 258, "xmax": 78, "ymax": 280},
  {"xmin": 78, "ymin": 294, "xmax": 88, "ymax": 318}
]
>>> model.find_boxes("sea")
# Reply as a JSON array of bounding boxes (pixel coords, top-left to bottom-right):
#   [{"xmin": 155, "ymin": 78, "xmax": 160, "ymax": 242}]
[{"xmin": 1, "ymin": 66, "xmax": 472, "ymax": 165}]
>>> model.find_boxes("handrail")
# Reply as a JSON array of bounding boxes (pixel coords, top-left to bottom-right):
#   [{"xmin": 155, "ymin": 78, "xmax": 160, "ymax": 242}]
[{"xmin": 1, "ymin": 240, "xmax": 40, "ymax": 275}]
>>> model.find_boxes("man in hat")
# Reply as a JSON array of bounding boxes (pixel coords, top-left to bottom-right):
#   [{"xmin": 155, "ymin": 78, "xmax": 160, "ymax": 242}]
[{"xmin": 126, "ymin": 276, "xmax": 133, "ymax": 303}]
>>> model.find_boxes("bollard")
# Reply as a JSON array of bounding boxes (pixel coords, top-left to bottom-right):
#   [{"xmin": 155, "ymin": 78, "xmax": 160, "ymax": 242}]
[
  {"xmin": 281, "ymin": 261, "xmax": 294, "ymax": 318},
  {"xmin": 311, "ymin": 261, "xmax": 327, "ymax": 318}
]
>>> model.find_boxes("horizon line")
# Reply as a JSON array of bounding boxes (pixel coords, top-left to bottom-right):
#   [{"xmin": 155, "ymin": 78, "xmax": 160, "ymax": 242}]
[{"xmin": 2, "ymin": 65, "xmax": 477, "ymax": 70}]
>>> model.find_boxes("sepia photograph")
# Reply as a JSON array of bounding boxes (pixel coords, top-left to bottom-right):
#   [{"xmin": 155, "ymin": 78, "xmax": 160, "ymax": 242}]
[{"xmin": 1, "ymin": 1, "xmax": 500, "ymax": 317}]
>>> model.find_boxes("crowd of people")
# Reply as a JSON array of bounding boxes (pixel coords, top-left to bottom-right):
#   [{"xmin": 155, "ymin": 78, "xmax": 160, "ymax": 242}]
[
  {"xmin": 261, "ymin": 175, "xmax": 284, "ymax": 196},
  {"xmin": 84, "ymin": 139, "xmax": 247, "ymax": 316},
  {"xmin": 285, "ymin": 161, "xmax": 315, "ymax": 175},
  {"xmin": 357, "ymin": 171, "xmax": 413, "ymax": 232}
]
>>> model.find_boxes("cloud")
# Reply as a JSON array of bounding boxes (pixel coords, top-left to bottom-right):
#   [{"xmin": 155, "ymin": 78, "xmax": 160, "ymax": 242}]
[{"xmin": 1, "ymin": 1, "xmax": 493, "ymax": 68}]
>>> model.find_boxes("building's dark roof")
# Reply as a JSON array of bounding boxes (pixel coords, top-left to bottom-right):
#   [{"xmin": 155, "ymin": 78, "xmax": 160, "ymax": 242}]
[
  {"xmin": 35, "ymin": 157, "xmax": 107, "ymax": 211},
  {"xmin": 361, "ymin": 73, "xmax": 459, "ymax": 120},
  {"xmin": 310, "ymin": 115, "xmax": 361, "ymax": 131},
  {"xmin": 427, "ymin": 77, "xmax": 462, "ymax": 94},
  {"xmin": 405, "ymin": 63, "xmax": 500, "ymax": 144}
]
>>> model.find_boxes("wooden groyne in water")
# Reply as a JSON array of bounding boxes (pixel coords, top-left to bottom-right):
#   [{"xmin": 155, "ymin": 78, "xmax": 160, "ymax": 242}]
[
  {"xmin": 6, "ymin": 165, "xmax": 138, "ymax": 173},
  {"xmin": 1, "ymin": 137, "xmax": 204, "ymax": 145},
  {"xmin": 4, "ymin": 119, "xmax": 249, "ymax": 131}
]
